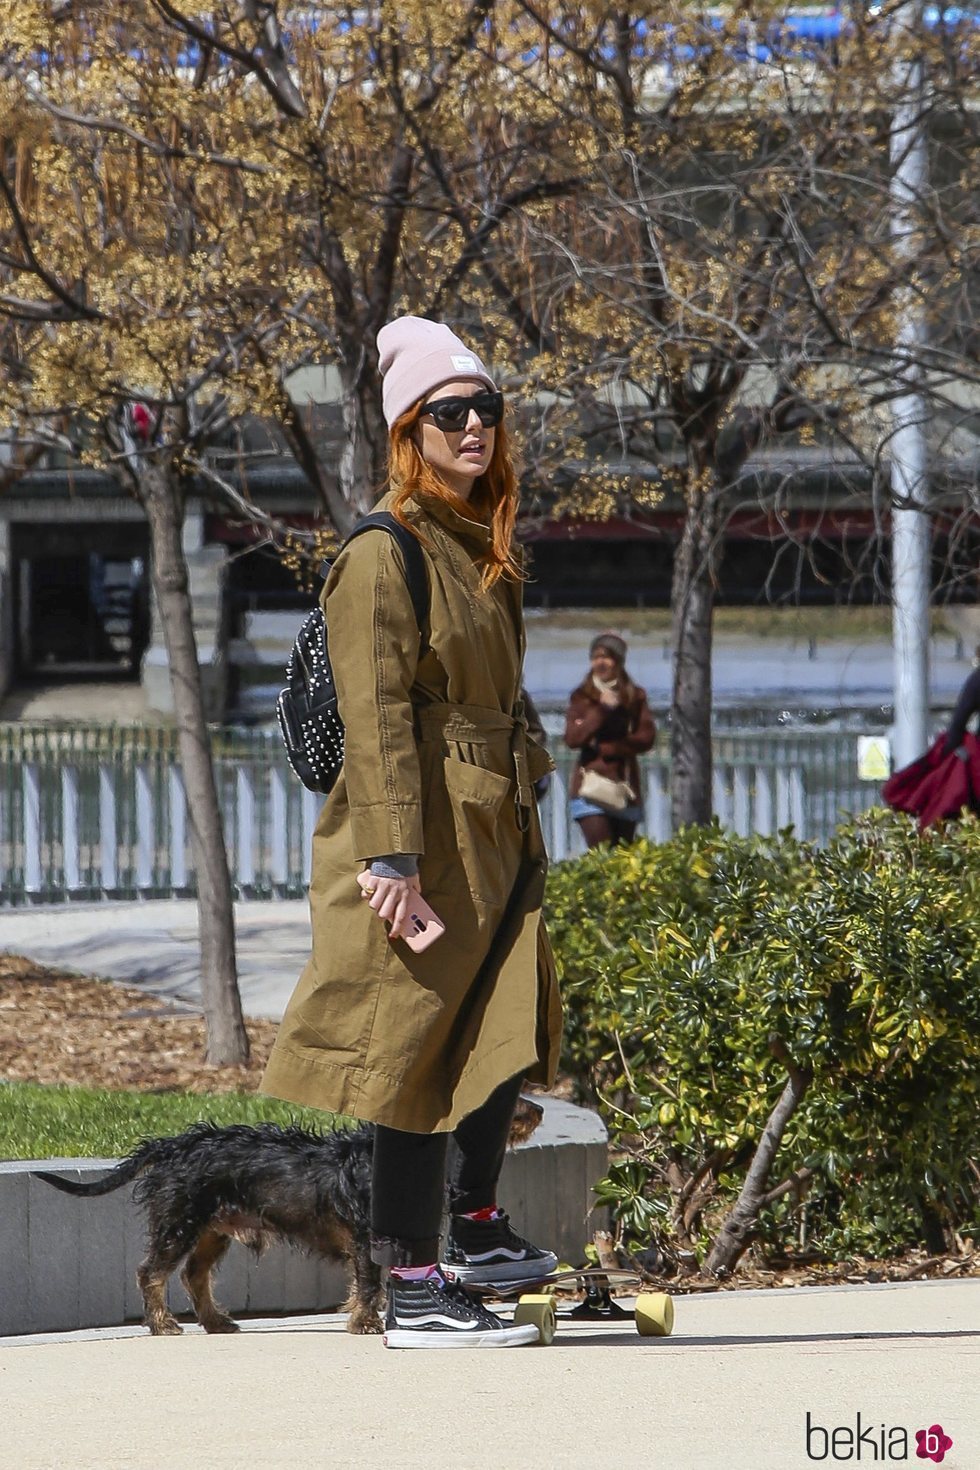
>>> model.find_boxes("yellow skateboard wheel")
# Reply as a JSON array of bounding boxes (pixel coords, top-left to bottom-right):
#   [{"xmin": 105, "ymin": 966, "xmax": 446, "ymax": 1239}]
[
  {"xmin": 513, "ymin": 1294, "xmax": 557, "ymax": 1345},
  {"xmin": 635, "ymin": 1292, "xmax": 674, "ymax": 1338}
]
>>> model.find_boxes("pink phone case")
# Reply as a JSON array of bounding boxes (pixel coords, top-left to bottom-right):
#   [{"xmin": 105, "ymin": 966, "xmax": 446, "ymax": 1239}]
[{"xmin": 400, "ymin": 896, "xmax": 446, "ymax": 953}]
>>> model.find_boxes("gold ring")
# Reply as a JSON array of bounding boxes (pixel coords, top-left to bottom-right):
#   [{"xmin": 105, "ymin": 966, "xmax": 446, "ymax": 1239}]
[{"xmin": 362, "ymin": 885, "xmax": 376, "ymax": 896}]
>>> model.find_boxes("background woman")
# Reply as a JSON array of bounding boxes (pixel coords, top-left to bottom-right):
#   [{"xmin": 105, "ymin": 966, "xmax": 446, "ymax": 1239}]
[
  {"xmin": 564, "ymin": 632, "xmax": 656, "ymax": 848},
  {"xmin": 943, "ymin": 645, "xmax": 980, "ymax": 757},
  {"xmin": 263, "ymin": 317, "xmax": 561, "ymax": 1349}
]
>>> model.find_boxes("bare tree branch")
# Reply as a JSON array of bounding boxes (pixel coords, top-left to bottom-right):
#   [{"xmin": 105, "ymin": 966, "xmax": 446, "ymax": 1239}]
[
  {"xmin": 152, "ymin": 0, "xmax": 307, "ymax": 118},
  {"xmin": 5, "ymin": 73, "xmax": 271, "ymax": 175},
  {"xmin": 0, "ymin": 172, "xmax": 104, "ymax": 321}
]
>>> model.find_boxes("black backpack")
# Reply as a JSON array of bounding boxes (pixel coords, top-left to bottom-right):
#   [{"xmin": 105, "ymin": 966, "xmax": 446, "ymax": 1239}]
[{"xmin": 276, "ymin": 512, "xmax": 429, "ymax": 794}]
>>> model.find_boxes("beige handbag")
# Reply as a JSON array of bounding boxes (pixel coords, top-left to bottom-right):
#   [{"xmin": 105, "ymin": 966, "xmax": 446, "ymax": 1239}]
[{"xmin": 578, "ymin": 767, "xmax": 636, "ymax": 813}]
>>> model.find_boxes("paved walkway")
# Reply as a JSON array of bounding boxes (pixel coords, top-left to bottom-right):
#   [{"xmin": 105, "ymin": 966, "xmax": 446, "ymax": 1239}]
[
  {"xmin": 1, "ymin": 1280, "xmax": 976, "ymax": 1469},
  {"xmin": 3, "ymin": 613, "xmax": 977, "ymax": 726},
  {"xmin": 1, "ymin": 899, "xmax": 307, "ymax": 1018},
  {"xmin": 524, "ymin": 622, "xmax": 975, "ymax": 710}
]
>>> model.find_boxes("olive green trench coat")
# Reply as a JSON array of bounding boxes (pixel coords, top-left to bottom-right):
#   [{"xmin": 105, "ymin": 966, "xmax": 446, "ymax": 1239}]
[{"xmin": 261, "ymin": 489, "xmax": 563, "ymax": 1132}]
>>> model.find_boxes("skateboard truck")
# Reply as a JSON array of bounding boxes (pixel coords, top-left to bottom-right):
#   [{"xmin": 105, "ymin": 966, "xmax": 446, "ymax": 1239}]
[
  {"xmin": 568, "ymin": 1274, "xmax": 632, "ymax": 1321},
  {"xmin": 467, "ymin": 1266, "xmax": 675, "ymax": 1341}
]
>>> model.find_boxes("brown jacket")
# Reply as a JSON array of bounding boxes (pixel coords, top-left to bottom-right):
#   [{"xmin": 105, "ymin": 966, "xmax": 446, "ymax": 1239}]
[
  {"xmin": 563, "ymin": 684, "xmax": 657, "ymax": 799},
  {"xmin": 262, "ymin": 489, "xmax": 562, "ymax": 1132}
]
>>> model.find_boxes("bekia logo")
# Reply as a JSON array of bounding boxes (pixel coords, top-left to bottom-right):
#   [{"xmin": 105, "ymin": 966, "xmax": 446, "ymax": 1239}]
[
  {"xmin": 915, "ymin": 1426, "xmax": 953, "ymax": 1464},
  {"xmin": 806, "ymin": 1413, "xmax": 953, "ymax": 1462}
]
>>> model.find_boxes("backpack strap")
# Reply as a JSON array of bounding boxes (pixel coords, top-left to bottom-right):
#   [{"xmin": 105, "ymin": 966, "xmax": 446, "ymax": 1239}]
[{"xmin": 319, "ymin": 511, "xmax": 430, "ymax": 650}]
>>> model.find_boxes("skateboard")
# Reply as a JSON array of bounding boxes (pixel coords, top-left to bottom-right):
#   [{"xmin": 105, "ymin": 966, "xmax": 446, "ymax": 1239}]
[{"xmin": 463, "ymin": 1268, "xmax": 675, "ymax": 1346}]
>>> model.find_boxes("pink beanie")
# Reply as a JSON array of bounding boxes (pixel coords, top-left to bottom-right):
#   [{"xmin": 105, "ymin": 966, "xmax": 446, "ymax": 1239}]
[{"xmin": 377, "ymin": 316, "xmax": 496, "ymax": 428}]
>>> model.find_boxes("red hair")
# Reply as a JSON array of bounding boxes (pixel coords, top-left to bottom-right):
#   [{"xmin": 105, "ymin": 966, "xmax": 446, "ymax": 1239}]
[{"xmin": 386, "ymin": 401, "xmax": 524, "ymax": 590}]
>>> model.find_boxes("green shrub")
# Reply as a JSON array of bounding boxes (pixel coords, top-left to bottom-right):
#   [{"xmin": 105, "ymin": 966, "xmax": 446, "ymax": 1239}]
[{"xmin": 546, "ymin": 811, "xmax": 980, "ymax": 1268}]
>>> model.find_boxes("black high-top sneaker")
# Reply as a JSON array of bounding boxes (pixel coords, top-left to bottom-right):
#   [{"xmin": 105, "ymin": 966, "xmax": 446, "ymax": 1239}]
[
  {"xmin": 441, "ymin": 1210, "xmax": 558, "ymax": 1283},
  {"xmin": 383, "ymin": 1271, "xmax": 539, "ymax": 1349}
]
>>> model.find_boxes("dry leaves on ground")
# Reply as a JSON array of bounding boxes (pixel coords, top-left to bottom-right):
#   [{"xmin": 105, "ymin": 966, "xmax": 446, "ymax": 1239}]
[
  {"xmin": 0, "ymin": 953, "xmax": 276, "ymax": 1093},
  {"xmin": 654, "ymin": 1249, "xmax": 979, "ymax": 1293}
]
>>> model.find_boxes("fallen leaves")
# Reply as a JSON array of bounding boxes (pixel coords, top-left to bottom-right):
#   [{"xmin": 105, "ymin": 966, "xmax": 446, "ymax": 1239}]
[{"xmin": 0, "ymin": 954, "xmax": 278, "ymax": 1094}]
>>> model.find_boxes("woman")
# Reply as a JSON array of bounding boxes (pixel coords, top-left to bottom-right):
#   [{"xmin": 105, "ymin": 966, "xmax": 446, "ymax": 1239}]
[
  {"xmin": 564, "ymin": 633, "xmax": 656, "ymax": 848},
  {"xmin": 943, "ymin": 645, "xmax": 980, "ymax": 756},
  {"xmin": 263, "ymin": 316, "xmax": 562, "ymax": 1349}
]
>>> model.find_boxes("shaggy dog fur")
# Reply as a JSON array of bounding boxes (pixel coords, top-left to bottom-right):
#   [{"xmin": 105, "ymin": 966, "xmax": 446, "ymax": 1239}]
[
  {"xmin": 34, "ymin": 1097, "xmax": 543, "ymax": 1337},
  {"xmin": 37, "ymin": 1123, "xmax": 381, "ymax": 1335}
]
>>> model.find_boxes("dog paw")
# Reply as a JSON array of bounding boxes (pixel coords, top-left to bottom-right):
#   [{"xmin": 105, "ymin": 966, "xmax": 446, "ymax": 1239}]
[
  {"xmin": 149, "ymin": 1319, "xmax": 184, "ymax": 1337},
  {"xmin": 202, "ymin": 1317, "xmax": 240, "ymax": 1334},
  {"xmin": 347, "ymin": 1316, "xmax": 384, "ymax": 1336}
]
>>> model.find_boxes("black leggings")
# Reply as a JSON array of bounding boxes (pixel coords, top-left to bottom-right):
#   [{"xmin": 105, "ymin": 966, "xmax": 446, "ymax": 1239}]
[{"xmin": 370, "ymin": 1072, "xmax": 523, "ymax": 1266}]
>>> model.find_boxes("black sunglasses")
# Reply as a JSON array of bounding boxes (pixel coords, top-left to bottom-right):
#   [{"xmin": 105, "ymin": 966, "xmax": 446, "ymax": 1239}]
[{"xmin": 418, "ymin": 390, "xmax": 504, "ymax": 432}]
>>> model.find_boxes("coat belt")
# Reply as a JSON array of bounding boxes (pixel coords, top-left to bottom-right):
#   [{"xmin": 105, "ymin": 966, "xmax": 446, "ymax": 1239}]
[{"xmin": 416, "ymin": 701, "xmax": 533, "ymax": 828}]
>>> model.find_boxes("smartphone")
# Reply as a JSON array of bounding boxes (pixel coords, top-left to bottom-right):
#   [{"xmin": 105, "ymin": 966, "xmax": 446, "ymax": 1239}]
[
  {"xmin": 357, "ymin": 872, "xmax": 446, "ymax": 953},
  {"xmin": 400, "ymin": 894, "xmax": 446, "ymax": 953}
]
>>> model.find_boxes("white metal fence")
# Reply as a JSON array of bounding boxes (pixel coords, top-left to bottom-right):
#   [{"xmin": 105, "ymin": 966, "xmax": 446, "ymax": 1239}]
[{"xmin": 0, "ymin": 724, "xmax": 883, "ymax": 904}]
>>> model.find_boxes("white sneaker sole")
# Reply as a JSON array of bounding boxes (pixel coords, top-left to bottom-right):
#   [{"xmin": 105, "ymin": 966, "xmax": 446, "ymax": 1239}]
[
  {"xmin": 440, "ymin": 1253, "xmax": 558, "ymax": 1284},
  {"xmin": 383, "ymin": 1323, "xmax": 539, "ymax": 1349}
]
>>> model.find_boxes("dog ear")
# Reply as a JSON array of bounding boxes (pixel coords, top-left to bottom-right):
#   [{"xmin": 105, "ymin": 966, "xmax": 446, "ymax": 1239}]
[{"xmin": 506, "ymin": 1094, "xmax": 544, "ymax": 1148}]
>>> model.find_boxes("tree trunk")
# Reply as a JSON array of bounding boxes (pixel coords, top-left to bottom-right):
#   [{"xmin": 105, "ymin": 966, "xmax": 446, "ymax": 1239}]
[
  {"xmin": 670, "ymin": 473, "xmax": 719, "ymax": 830},
  {"xmin": 704, "ymin": 1047, "xmax": 812, "ymax": 1277},
  {"xmin": 337, "ymin": 363, "xmax": 389, "ymax": 522},
  {"xmin": 142, "ymin": 463, "xmax": 249, "ymax": 1065}
]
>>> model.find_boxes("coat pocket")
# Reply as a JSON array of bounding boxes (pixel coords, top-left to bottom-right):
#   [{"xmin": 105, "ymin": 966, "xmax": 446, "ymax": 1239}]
[{"xmin": 438, "ymin": 757, "xmax": 514, "ymax": 908}]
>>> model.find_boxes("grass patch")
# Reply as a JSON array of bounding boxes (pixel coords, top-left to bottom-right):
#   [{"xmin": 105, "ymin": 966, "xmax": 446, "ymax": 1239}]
[{"xmin": 0, "ymin": 1081, "xmax": 349, "ymax": 1161}]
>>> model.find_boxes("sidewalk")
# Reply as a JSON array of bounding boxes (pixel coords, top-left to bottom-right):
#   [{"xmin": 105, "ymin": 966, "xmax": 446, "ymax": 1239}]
[
  {"xmin": 1, "ymin": 900, "xmax": 307, "ymax": 1018},
  {"xmin": 2, "ymin": 618, "xmax": 974, "ymax": 726},
  {"xmin": 522, "ymin": 619, "xmax": 974, "ymax": 709},
  {"xmin": 1, "ymin": 1280, "xmax": 976, "ymax": 1470}
]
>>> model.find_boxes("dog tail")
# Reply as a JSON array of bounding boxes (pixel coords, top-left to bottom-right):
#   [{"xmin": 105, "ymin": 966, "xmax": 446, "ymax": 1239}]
[{"xmin": 34, "ymin": 1145, "xmax": 158, "ymax": 1198}]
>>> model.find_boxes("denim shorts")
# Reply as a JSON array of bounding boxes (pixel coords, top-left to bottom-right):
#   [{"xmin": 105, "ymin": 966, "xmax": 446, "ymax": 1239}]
[{"xmin": 570, "ymin": 796, "xmax": 645, "ymax": 823}]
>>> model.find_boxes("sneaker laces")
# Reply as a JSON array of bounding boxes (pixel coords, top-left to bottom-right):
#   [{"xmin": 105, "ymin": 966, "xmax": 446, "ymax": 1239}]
[
  {"xmin": 480, "ymin": 1211, "xmax": 535, "ymax": 1253},
  {"xmin": 438, "ymin": 1273, "xmax": 503, "ymax": 1328}
]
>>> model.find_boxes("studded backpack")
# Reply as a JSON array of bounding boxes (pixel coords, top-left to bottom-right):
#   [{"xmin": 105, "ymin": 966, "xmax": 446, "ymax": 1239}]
[{"xmin": 276, "ymin": 512, "xmax": 429, "ymax": 794}]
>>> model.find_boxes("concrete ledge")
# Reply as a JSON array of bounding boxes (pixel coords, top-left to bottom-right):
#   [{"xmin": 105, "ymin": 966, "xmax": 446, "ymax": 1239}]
[{"xmin": 0, "ymin": 1097, "xmax": 607, "ymax": 1337}]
